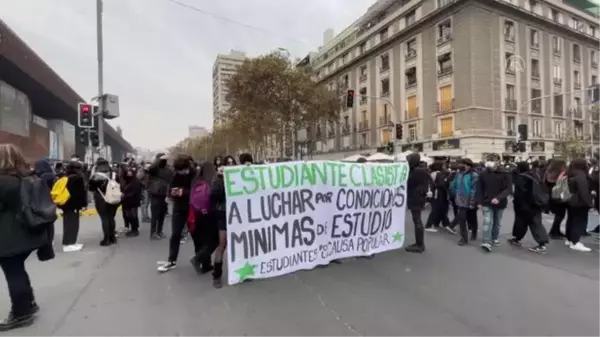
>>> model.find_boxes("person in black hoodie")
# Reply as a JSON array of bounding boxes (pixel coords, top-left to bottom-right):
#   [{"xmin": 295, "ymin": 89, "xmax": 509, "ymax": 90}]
[
  {"xmin": 508, "ymin": 162, "xmax": 549, "ymax": 253},
  {"xmin": 475, "ymin": 154, "xmax": 512, "ymax": 252},
  {"xmin": 147, "ymin": 153, "xmax": 173, "ymax": 240},
  {"xmin": 120, "ymin": 165, "xmax": 142, "ymax": 237},
  {"xmin": 211, "ymin": 159, "xmax": 230, "ymax": 287},
  {"xmin": 405, "ymin": 152, "xmax": 432, "ymax": 253},
  {"xmin": 157, "ymin": 155, "xmax": 196, "ymax": 272},
  {"xmin": 189, "ymin": 160, "xmax": 217, "ymax": 274},
  {"xmin": 425, "ymin": 161, "xmax": 451, "ymax": 232},
  {"xmin": 59, "ymin": 161, "xmax": 87, "ymax": 252},
  {"xmin": 565, "ymin": 158, "xmax": 594, "ymax": 252},
  {"xmin": 89, "ymin": 157, "xmax": 118, "ymax": 246}
]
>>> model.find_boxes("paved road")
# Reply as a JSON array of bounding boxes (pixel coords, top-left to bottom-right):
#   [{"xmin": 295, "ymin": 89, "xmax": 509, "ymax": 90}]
[{"xmin": 0, "ymin": 208, "xmax": 598, "ymax": 336}]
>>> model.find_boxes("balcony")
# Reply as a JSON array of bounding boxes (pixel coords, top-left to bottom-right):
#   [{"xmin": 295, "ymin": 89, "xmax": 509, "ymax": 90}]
[
  {"xmin": 505, "ymin": 98, "xmax": 517, "ymax": 111},
  {"xmin": 506, "ymin": 67, "xmax": 516, "ymax": 75},
  {"xmin": 553, "ymin": 105, "xmax": 563, "ymax": 116},
  {"xmin": 531, "ymin": 102, "xmax": 542, "ymax": 114},
  {"xmin": 405, "ymin": 79, "xmax": 417, "ymax": 89},
  {"xmin": 437, "ymin": 34, "xmax": 452, "ymax": 45},
  {"xmin": 405, "ymin": 107, "xmax": 419, "ymax": 120},
  {"xmin": 574, "ymin": 55, "xmax": 581, "ymax": 63},
  {"xmin": 507, "ymin": 129, "xmax": 516, "ymax": 136},
  {"xmin": 360, "ymin": 74, "xmax": 367, "ymax": 82},
  {"xmin": 379, "ymin": 115, "xmax": 392, "ymax": 126},
  {"xmin": 569, "ymin": 107, "xmax": 583, "ymax": 119},
  {"xmin": 593, "ymin": 60, "xmax": 598, "ymax": 68},
  {"xmin": 574, "ymin": 81, "xmax": 581, "ymax": 90},
  {"xmin": 553, "ymin": 48, "xmax": 561, "ymax": 57},
  {"xmin": 438, "ymin": 65, "xmax": 453, "ymax": 77},
  {"xmin": 553, "ymin": 78, "xmax": 562, "ymax": 85},
  {"xmin": 328, "ymin": 129, "xmax": 336, "ymax": 138},
  {"xmin": 381, "ymin": 90, "xmax": 390, "ymax": 97},
  {"xmin": 530, "ymin": 42, "xmax": 540, "ymax": 49},
  {"xmin": 405, "ymin": 49, "xmax": 417, "ymax": 60},
  {"xmin": 360, "ymin": 97, "xmax": 368, "ymax": 105},
  {"xmin": 504, "ymin": 34, "xmax": 515, "ymax": 42},
  {"xmin": 359, "ymin": 121, "xmax": 369, "ymax": 131},
  {"xmin": 342, "ymin": 124, "xmax": 350, "ymax": 135},
  {"xmin": 531, "ymin": 71, "xmax": 540, "ymax": 80},
  {"xmin": 438, "ymin": 99, "xmax": 455, "ymax": 113}
]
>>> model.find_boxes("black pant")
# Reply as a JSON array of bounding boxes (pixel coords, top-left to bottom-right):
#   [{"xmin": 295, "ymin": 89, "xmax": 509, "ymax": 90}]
[
  {"xmin": 122, "ymin": 206, "xmax": 139, "ymax": 232},
  {"xmin": 426, "ymin": 199, "xmax": 450, "ymax": 228},
  {"xmin": 512, "ymin": 210, "xmax": 549, "ymax": 245},
  {"xmin": 566, "ymin": 206, "xmax": 589, "ymax": 244},
  {"xmin": 194, "ymin": 213, "xmax": 219, "ymax": 268},
  {"xmin": 0, "ymin": 251, "xmax": 34, "ymax": 316},
  {"xmin": 99, "ymin": 204, "xmax": 118, "ymax": 241},
  {"xmin": 409, "ymin": 209, "xmax": 425, "ymax": 247},
  {"xmin": 549, "ymin": 202, "xmax": 567, "ymax": 235},
  {"xmin": 167, "ymin": 208, "xmax": 189, "ymax": 262},
  {"xmin": 456, "ymin": 207, "xmax": 478, "ymax": 242},
  {"xmin": 62, "ymin": 209, "xmax": 80, "ymax": 245},
  {"xmin": 150, "ymin": 196, "xmax": 167, "ymax": 235},
  {"xmin": 449, "ymin": 200, "xmax": 459, "ymax": 227}
]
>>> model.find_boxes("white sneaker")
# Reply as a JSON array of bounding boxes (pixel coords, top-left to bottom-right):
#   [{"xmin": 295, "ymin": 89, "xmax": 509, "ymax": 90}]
[
  {"xmin": 63, "ymin": 244, "xmax": 83, "ymax": 252},
  {"xmin": 424, "ymin": 227, "xmax": 438, "ymax": 233},
  {"xmin": 565, "ymin": 240, "xmax": 572, "ymax": 246},
  {"xmin": 570, "ymin": 242, "xmax": 591, "ymax": 252}
]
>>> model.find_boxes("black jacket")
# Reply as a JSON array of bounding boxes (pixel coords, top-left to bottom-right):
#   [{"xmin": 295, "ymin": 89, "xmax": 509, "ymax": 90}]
[
  {"xmin": 431, "ymin": 170, "xmax": 449, "ymax": 203},
  {"xmin": 513, "ymin": 171, "xmax": 541, "ymax": 212},
  {"xmin": 210, "ymin": 176, "xmax": 226, "ymax": 213},
  {"xmin": 120, "ymin": 177, "xmax": 142, "ymax": 208},
  {"xmin": 406, "ymin": 153, "xmax": 432, "ymax": 211},
  {"xmin": 60, "ymin": 173, "xmax": 87, "ymax": 211},
  {"xmin": 567, "ymin": 171, "xmax": 594, "ymax": 209},
  {"xmin": 169, "ymin": 168, "xmax": 197, "ymax": 212},
  {"xmin": 0, "ymin": 174, "xmax": 48, "ymax": 258},
  {"xmin": 147, "ymin": 162, "xmax": 173, "ymax": 197},
  {"xmin": 475, "ymin": 167, "xmax": 512, "ymax": 209}
]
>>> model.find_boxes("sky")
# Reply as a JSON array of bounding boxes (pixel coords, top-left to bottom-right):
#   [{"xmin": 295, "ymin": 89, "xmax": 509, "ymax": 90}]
[{"xmin": 0, "ymin": 0, "xmax": 377, "ymax": 150}]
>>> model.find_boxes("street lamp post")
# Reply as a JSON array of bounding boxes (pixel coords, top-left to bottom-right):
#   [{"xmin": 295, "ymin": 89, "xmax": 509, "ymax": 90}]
[{"xmin": 96, "ymin": 0, "xmax": 105, "ymax": 157}]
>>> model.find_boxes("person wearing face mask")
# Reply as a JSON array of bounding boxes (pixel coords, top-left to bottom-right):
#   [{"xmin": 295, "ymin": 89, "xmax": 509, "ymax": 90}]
[
  {"xmin": 404, "ymin": 152, "xmax": 433, "ymax": 253},
  {"xmin": 475, "ymin": 154, "xmax": 512, "ymax": 252},
  {"xmin": 210, "ymin": 160, "xmax": 230, "ymax": 287},
  {"xmin": 147, "ymin": 153, "xmax": 173, "ymax": 240},
  {"xmin": 449, "ymin": 158, "xmax": 479, "ymax": 246},
  {"xmin": 120, "ymin": 166, "xmax": 142, "ymax": 237},
  {"xmin": 157, "ymin": 155, "xmax": 197, "ymax": 272}
]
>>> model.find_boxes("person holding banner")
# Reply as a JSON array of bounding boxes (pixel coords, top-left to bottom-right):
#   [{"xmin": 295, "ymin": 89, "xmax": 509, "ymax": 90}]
[{"xmin": 405, "ymin": 152, "xmax": 433, "ymax": 253}]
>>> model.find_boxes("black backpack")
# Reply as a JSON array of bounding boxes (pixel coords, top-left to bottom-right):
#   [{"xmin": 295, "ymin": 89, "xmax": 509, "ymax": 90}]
[
  {"xmin": 521, "ymin": 173, "xmax": 549, "ymax": 208},
  {"xmin": 19, "ymin": 176, "xmax": 57, "ymax": 232}
]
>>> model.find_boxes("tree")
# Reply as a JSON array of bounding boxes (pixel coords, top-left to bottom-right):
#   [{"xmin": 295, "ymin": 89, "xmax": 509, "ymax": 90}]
[
  {"xmin": 555, "ymin": 132, "xmax": 590, "ymax": 160},
  {"xmin": 225, "ymin": 51, "xmax": 342, "ymax": 157},
  {"xmin": 168, "ymin": 122, "xmax": 245, "ymax": 162}
]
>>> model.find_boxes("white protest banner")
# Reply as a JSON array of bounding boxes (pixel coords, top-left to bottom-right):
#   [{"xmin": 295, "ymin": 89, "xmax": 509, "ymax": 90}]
[{"xmin": 224, "ymin": 160, "xmax": 409, "ymax": 285}]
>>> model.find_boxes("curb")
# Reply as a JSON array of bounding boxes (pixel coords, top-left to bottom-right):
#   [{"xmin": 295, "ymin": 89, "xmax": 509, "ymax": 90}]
[{"xmin": 57, "ymin": 206, "xmax": 122, "ymax": 218}]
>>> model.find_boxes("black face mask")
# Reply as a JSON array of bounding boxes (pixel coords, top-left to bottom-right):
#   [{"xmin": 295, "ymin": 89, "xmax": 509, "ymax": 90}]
[{"xmin": 158, "ymin": 160, "xmax": 167, "ymax": 168}]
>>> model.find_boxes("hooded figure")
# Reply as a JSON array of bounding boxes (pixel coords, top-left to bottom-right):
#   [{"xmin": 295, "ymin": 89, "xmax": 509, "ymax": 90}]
[
  {"xmin": 34, "ymin": 159, "xmax": 56, "ymax": 189},
  {"xmin": 89, "ymin": 157, "xmax": 119, "ymax": 246},
  {"xmin": 404, "ymin": 152, "xmax": 433, "ymax": 253}
]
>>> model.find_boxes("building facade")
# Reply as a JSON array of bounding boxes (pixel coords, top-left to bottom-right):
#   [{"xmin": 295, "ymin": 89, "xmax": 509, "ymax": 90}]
[
  {"xmin": 212, "ymin": 50, "xmax": 246, "ymax": 127},
  {"xmin": 188, "ymin": 125, "xmax": 208, "ymax": 139},
  {"xmin": 298, "ymin": 0, "xmax": 599, "ymax": 160}
]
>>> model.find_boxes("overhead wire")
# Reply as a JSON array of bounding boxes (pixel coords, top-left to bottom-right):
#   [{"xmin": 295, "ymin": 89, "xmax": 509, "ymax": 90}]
[{"xmin": 165, "ymin": 0, "xmax": 316, "ymax": 47}]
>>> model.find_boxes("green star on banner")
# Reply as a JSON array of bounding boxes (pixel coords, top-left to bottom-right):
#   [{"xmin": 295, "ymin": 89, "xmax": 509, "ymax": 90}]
[
  {"xmin": 392, "ymin": 232, "xmax": 403, "ymax": 243},
  {"xmin": 235, "ymin": 262, "xmax": 256, "ymax": 282}
]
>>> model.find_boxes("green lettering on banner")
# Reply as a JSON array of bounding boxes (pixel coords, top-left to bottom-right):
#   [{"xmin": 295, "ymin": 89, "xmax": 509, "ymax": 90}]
[{"xmin": 224, "ymin": 167, "xmax": 242, "ymax": 197}]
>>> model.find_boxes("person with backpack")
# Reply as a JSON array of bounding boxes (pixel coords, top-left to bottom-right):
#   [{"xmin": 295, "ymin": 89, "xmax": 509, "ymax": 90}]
[
  {"xmin": 54, "ymin": 161, "xmax": 87, "ymax": 252},
  {"xmin": 89, "ymin": 157, "xmax": 121, "ymax": 246},
  {"xmin": 157, "ymin": 155, "xmax": 197, "ymax": 273},
  {"xmin": 188, "ymin": 160, "xmax": 216, "ymax": 274},
  {"xmin": 544, "ymin": 159, "xmax": 568, "ymax": 239},
  {"xmin": 564, "ymin": 159, "xmax": 594, "ymax": 252},
  {"xmin": 449, "ymin": 158, "xmax": 479, "ymax": 246},
  {"xmin": 120, "ymin": 165, "xmax": 142, "ymax": 237},
  {"xmin": 424, "ymin": 161, "xmax": 451, "ymax": 232},
  {"xmin": 508, "ymin": 162, "xmax": 550, "ymax": 253}
]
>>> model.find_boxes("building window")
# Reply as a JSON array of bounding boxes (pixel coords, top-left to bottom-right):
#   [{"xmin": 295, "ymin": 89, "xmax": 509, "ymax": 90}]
[
  {"xmin": 380, "ymin": 53, "xmax": 390, "ymax": 71},
  {"xmin": 379, "ymin": 27, "xmax": 389, "ymax": 42},
  {"xmin": 528, "ymin": 0, "xmax": 541, "ymax": 14},
  {"xmin": 574, "ymin": 121, "xmax": 584, "ymax": 137},
  {"xmin": 408, "ymin": 123, "xmax": 417, "ymax": 141},
  {"xmin": 573, "ymin": 44, "xmax": 581, "ymax": 63},
  {"xmin": 505, "ymin": 52, "xmax": 515, "ymax": 73},
  {"xmin": 531, "ymin": 89, "xmax": 542, "ymax": 113},
  {"xmin": 554, "ymin": 94, "xmax": 563, "ymax": 116},
  {"xmin": 530, "ymin": 29, "xmax": 539, "ymax": 48},
  {"xmin": 405, "ymin": 10, "xmax": 416, "ymax": 26},
  {"xmin": 437, "ymin": 19, "xmax": 452, "ymax": 43},
  {"xmin": 570, "ymin": 17, "xmax": 582, "ymax": 31},
  {"xmin": 359, "ymin": 88, "xmax": 368, "ymax": 105},
  {"xmin": 405, "ymin": 67, "xmax": 417, "ymax": 87},
  {"xmin": 532, "ymin": 119, "xmax": 542, "ymax": 137},
  {"xmin": 553, "ymin": 64, "xmax": 561, "ymax": 81},
  {"xmin": 531, "ymin": 59, "xmax": 540, "ymax": 79},
  {"xmin": 440, "ymin": 117, "xmax": 454, "ymax": 138},
  {"xmin": 381, "ymin": 78, "xmax": 390, "ymax": 96},
  {"xmin": 506, "ymin": 116, "xmax": 516, "ymax": 134},
  {"xmin": 551, "ymin": 9, "xmax": 560, "ymax": 22},
  {"xmin": 506, "ymin": 84, "xmax": 516, "ymax": 110},
  {"xmin": 361, "ymin": 133, "xmax": 368, "ymax": 146},
  {"xmin": 439, "ymin": 85, "xmax": 453, "ymax": 112},
  {"xmin": 359, "ymin": 65, "xmax": 367, "ymax": 81},
  {"xmin": 381, "ymin": 128, "xmax": 392, "ymax": 144},
  {"xmin": 407, "ymin": 96, "xmax": 418, "ymax": 119},
  {"xmin": 552, "ymin": 36, "xmax": 561, "ymax": 55},
  {"xmin": 406, "ymin": 39, "xmax": 417, "ymax": 59},
  {"xmin": 437, "ymin": 52, "xmax": 453, "ymax": 76},
  {"xmin": 593, "ymin": 75, "xmax": 598, "ymax": 85},
  {"xmin": 506, "ymin": 84, "xmax": 515, "ymax": 100},
  {"xmin": 574, "ymin": 70, "xmax": 581, "ymax": 89},
  {"xmin": 359, "ymin": 42, "xmax": 366, "ymax": 55},
  {"xmin": 591, "ymin": 50, "xmax": 598, "ymax": 67},
  {"xmin": 504, "ymin": 20, "xmax": 515, "ymax": 41},
  {"xmin": 437, "ymin": 0, "xmax": 452, "ymax": 8},
  {"xmin": 554, "ymin": 121, "xmax": 564, "ymax": 137}
]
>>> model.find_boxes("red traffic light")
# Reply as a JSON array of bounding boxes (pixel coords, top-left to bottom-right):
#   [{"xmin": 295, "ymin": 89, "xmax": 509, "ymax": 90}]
[
  {"xmin": 81, "ymin": 104, "xmax": 91, "ymax": 113},
  {"xmin": 347, "ymin": 89, "xmax": 355, "ymax": 97}
]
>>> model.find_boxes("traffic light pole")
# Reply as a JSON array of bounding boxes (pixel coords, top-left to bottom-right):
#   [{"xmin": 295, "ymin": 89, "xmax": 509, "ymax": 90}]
[{"xmin": 95, "ymin": 0, "xmax": 105, "ymax": 156}]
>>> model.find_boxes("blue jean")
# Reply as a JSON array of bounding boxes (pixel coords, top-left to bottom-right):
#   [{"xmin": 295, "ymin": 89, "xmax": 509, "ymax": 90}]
[{"xmin": 481, "ymin": 206, "xmax": 504, "ymax": 243}]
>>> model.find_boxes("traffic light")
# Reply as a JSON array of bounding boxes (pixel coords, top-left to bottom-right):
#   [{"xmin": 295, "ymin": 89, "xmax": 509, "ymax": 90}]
[
  {"xmin": 79, "ymin": 129, "xmax": 87, "ymax": 145},
  {"xmin": 89, "ymin": 129, "xmax": 99, "ymax": 147},
  {"xmin": 395, "ymin": 123, "xmax": 403, "ymax": 140},
  {"xmin": 77, "ymin": 103, "xmax": 94, "ymax": 128},
  {"xmin": 346, "ymin": 89, "xmax": 355, "ymax": 108},
  {"xmin": 512, "ymin": 143, "xmax": 519, "ymax": 153}
]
